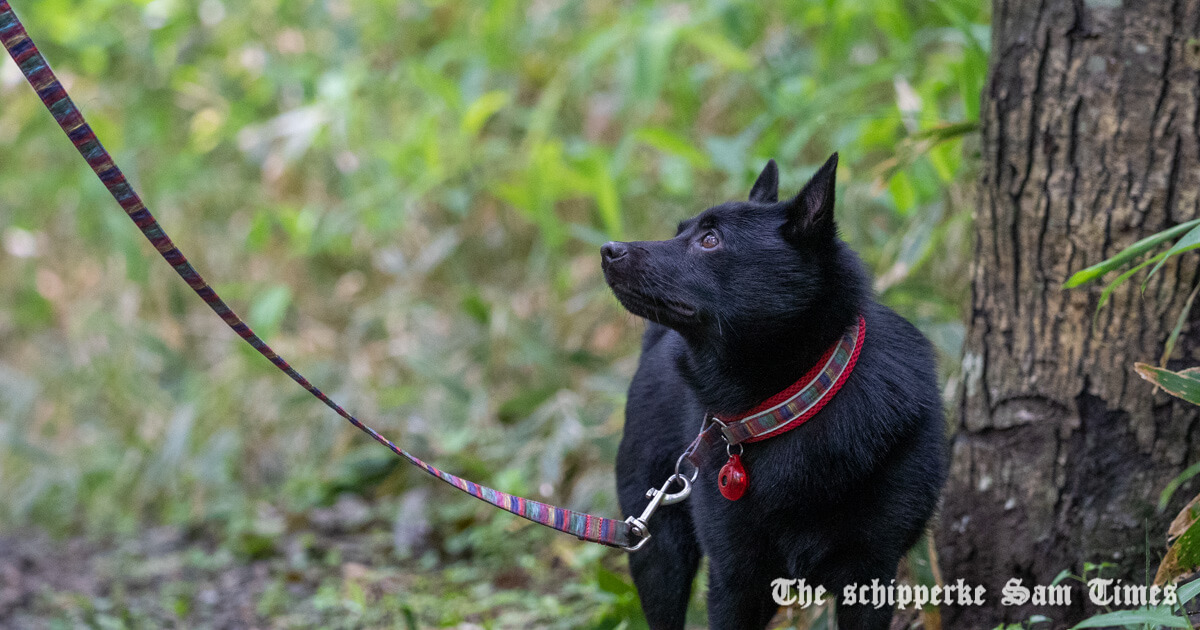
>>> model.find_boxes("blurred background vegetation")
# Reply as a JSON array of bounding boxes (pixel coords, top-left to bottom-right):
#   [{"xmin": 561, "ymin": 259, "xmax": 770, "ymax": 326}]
[{"xmin": 0, "ymin": 0, "xmax": 987, "ymax": 626}]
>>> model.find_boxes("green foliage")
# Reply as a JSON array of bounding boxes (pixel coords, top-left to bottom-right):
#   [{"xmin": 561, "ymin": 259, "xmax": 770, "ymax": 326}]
[
  {"xmin": 1019, "ymin": 572, "xmax": 1200, "ymax": 630},
  {"xmin": 1162, "ymin": 284, "xmax": 1200, "ymax": 368},
  {"xmin": 0, "ymin": 0, "xmax": 987, "ymax": 625},
  {"xmin": 1136, "ymin": 365, "xmax": 1200, "ymax": 407},
  {"xmin": 1070, "ymin": 608, "xmax": 1193, "ymax": 630},
  {"xmin": 992, "ymin": 616, "xmax": 1052, "ymax": 630},
  {"xmin": 1063, "ymin": 219, "xmax": 1200, "ymax": 290},
  {"xmin": 1068, "ymin": 575, "xmax": 1200, "ymax": 630},
  {"xmin": 1062, "ymin": 218, "xmax": 1200, "ymax": 341},
  {"xmin": 1156, "ymin": 499, "xmax": 1200, "ymax": 588},
  {"xmin": 1064, "ymin": 223, "xmax": 1200, "ymax": 365},
  {"xmin": 1162, "ymin": 462, "xmax": 1200, "ymax": 513}
]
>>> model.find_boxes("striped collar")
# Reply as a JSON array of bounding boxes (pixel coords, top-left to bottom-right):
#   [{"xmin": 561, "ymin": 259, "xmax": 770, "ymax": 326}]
[{"xmin": 712, "ymin": 314, "xmax": 865, "ymax": 447}]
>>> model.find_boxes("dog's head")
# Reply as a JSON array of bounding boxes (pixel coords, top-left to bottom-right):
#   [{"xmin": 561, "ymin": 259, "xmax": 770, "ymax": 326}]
[{"xmin": 601, "ymin": 153, "xmax": 846, "ymax": 339}]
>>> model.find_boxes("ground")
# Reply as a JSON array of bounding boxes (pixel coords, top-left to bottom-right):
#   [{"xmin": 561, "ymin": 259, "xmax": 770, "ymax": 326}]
[
  {"xmin": 1, "ymin": 521, "xmax": 934, "ymax": 629},
  {"xmin": 0, "ymin": 519, "xmax": 644, "ymax": 629}
]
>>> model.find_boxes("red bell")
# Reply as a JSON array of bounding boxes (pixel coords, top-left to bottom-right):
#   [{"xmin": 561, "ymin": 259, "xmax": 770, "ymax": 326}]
[{"xmin": 718, "ymin": 454, "xmax": 748, "ymax": 501}]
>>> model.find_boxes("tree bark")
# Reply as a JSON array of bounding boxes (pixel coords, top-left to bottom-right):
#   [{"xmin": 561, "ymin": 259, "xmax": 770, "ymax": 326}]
[{"xmin": 938, "ymin": 0, "xmax": 1200, "ymax": 626}]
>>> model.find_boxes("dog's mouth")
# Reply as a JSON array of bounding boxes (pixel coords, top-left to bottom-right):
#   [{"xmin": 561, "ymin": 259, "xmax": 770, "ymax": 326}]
[{"xmin": 609, "ymin": 285, "xmax": 697, "ymax": 323}]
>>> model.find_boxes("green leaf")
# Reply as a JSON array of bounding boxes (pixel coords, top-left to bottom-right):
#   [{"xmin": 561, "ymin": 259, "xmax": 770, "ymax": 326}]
[
  {"xmin": 1093, "ymin": 253, "xmax": 1167, "ymax": 327},
  {"xmin": 461, "ymin": 90, "xmax": 510, "ymax": 137},
  {"xmin": 1064, "ymin": 218, "xmax": 1200, "ymax": 288},
  {"xmin": 1161, "ymin": 461, "xmax": 1200, "ymax": 512},
  {"xmin": 587, "ymin": 156, "xmax": 623, "ymax": 240},
  {"xmin": 632, "ymin": 22, "xmax": 680, "ymax": 103},
  {"xmin": 247, "ymin": 285, "xmax": 293, "ymax": 340},
  {"xmin": 633, "ymin": 127, "xmax": 710, "ymax": 167},
  {"xmin": 1134, "ymin": 363, "xmax": 1200, "ymax": 406},
  {"xmin": 497, "ymin": 386, "xmax": 558, "ymax": 425},
  {"xmin": 459, "ymin": 292, "xmax": 490, "ymax": 325},
  {"xmin": 245, "ymin": 209, "xmax": 273, "ymax": 252},
  {"xmin": 1161, "ymin": 283, "xmax": 1200, "ymax": 367},
  {"xmin": 911, "ymin": 120, "xmax": 981, "ymax": 143},
  {"xmin": 525, "ymin": 73, "xmax": 567, "ymax": 147},
  {"xmin": 14, "ymin": 286, "xmax": 53, "ymax": 330},
  {"xmin": 1070, "ymin": 607, "xmax": 1191, "ymax": 629},
  {"xmin": 1156, "ymin": 509, "xmax": 1200, "ymax": 593},
  {"xmin": 1178, "ymin": 575, "xmax": 1200, "ymax": 605},
  {"xmin": 1145, "ymin": 223, "xmax": 1200, "ymax": 285},
  {"xmin": 595, "ymin": 566, "xmax": 636, "ymax": 596},
  {"xmin": 888, "ymin": 171, "xmax": 917, "ymax": 216},
  {"xmin": 682, "ymin": 29, "xmax": 753, "ymax": 70},
  {"xmin": 1050, "ymin": 568, "xmax": 1073, "ymax": 587}
]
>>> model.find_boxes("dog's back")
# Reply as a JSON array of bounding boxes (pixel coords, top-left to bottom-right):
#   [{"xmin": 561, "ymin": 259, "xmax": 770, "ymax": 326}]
[{"xmin": 604, "ymin": 155, "xmax": 947, "ymax": 630}]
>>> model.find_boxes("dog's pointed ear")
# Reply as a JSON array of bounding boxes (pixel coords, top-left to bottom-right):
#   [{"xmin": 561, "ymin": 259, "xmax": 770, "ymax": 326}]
[
  {"xmin": 748, "ymin": 159, "xmax": 779, "ymax": 203},
  {"xmin": 783, "ymin": 152, "xmax": 838, "ymax": 243}
]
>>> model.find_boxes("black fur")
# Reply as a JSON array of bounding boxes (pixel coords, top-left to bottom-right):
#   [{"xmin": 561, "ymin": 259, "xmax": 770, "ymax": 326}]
[{"xmin": 601, "ymin": 154, "xmax": 947, "ymax": 630}]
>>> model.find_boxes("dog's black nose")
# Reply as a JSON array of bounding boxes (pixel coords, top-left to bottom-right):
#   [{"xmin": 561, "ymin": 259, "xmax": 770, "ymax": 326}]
[{"xmin": 601, "ymin": 241, "xmax": 628, "ymax": 263}]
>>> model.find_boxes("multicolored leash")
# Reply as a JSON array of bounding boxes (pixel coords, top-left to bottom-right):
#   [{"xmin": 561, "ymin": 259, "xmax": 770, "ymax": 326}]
[{"xmin": 0, "ymin": 1, "xmax": 637, "ymax": 550}]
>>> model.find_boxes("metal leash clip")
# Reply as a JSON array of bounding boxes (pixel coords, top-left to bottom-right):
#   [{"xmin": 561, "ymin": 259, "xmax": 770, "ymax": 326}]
[
  {"xmin": 621, "ymin": 472, "xmax": 692, "ymax": 552},
  {"xmin": 620, "ymin": 424, "xmax": 704, "ymax": 552}
]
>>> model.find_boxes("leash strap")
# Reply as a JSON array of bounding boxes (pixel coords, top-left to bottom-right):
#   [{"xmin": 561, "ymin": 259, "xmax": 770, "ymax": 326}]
[{"xmin": 0, "ymin": 1, "xmax": 632, "ymax": 549}]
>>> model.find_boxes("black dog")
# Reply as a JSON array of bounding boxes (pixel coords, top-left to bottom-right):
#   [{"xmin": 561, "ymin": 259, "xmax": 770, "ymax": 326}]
[{"xmin": 601, "ymin": 154, "xmax": 947, "ymax": 630}]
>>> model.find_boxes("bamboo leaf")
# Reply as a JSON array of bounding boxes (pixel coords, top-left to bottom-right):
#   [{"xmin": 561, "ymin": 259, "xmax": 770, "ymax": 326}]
[
  {"xmin": 634, "ymin": 127, "xmax": 710, "ymax": 167},
  {"xmin": 632, "ymin": 22, "xmax": 680, "ymax": 103},
  {"xmin": 1168, "ymin": 494, "xmax": 1200, "ymax": 540},
  {"xmin": 1063, "ymin": 218, "xmax": 1200, "ymax": 288},
  {"xmin": 911, "ymin": 120, "xmax": 981, "ymax": 142},
  {"xmin": 1161, "ymin": 461, "xmax": 1200, "ymax": 512},
  {"xmin": 682, "ymin": 29, "xmax": 753, "ymax": 70},
  {"xmin": 585, "ymin": 155, "xmax": 622, "ymax": 240},
  {"xmin": 888, "ymin": 171, "xmax": 917, "ymax": 216},
  {"xmin": 461, "ymin": 90, "xmax": 510, "ymax": 137},
  {"xmin": 1050, "ymin": 568, "xmax": 1073, "ymax": 587},
  {"xmin": 1155, "ymin": 511, "xmax": 1200, "ymax": 587},
  {"xmin": 1135, "ymin": 363, "xmax": 1200, "ymax": 406},
  {"xmin": 1093, "ymin": 253, "xmax": 1167, "ymax": 328},
  {"xmin": 1145, "ymin": 223, "xmax": 1200, "ymax": 285},
  {"xmin": 1161, "ymin": 282, "xmax": 1200, "ymax": 367},
  {"xmin": 870, "ymin": 121, "xmax": 981, "ymax": 186},
  {"xmin": 1070, "ymin": 607, "xmax": 1192, "ymax": 629},
  {"xmin": 1179, "ymin": 576, "xmax": 1200, "ymax": 605}
]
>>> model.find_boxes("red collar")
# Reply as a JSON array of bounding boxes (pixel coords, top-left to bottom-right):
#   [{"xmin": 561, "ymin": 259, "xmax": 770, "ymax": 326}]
[
  {"xmin": 680, "ymin": 316, "xmax": 864, "ymax": 501},
  {"xmin": 712, "ymin": 314, "xmax": 865, "ymax": 445}
]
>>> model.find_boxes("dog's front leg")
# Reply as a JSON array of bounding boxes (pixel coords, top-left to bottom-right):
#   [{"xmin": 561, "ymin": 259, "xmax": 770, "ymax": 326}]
[
  {"xmin": 834, "ymin": 600, "xmax": 896, "ymax": 630},
  {"xmin": 818, "ymin": 553, "xmax": 902, "ymax": 630},
  {"xmin": 625, "ymin": 502, "xmax": 702, "ymax": 630},
  {"xmin": 705, "ymin": 555, "xmax": 781, "ymax": 630}
]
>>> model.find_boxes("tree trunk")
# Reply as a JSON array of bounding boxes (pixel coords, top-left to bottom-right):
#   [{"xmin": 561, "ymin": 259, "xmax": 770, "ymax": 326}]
[{"xmin": 938, "ymin": 0, "xmax": 1200, "ymax": 626}]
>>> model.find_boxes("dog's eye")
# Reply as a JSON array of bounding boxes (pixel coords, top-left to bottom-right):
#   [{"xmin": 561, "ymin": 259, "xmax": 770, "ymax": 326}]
[{"xmin": 700, "ymin": 232, "xmax": 719, "ymax": 249}]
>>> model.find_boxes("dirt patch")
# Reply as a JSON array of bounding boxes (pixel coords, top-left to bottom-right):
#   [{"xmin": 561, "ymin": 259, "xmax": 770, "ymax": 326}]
[
  {"xmin": 0, "ymin": 525, "xmax": 425, "ymax": 629},
  {"xmin": 2, "ymin": 528, "xmax": 277, "ymax": 628}
]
